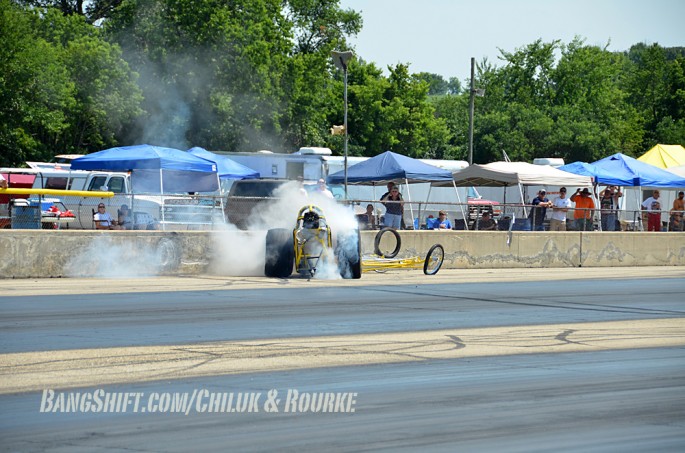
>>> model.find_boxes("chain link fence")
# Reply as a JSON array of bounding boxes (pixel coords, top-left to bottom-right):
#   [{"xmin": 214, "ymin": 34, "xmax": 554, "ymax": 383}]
[
  {"xmin": 346, "ymin": 199, "xmax": 684, "ymax": 232},
  {"xmin": 2, "ymin": 193, "xmax": 226, "ymax": 230},
  {"xmin": 2, "ymin": 193, "xmax": 684, "ymax": 232}
]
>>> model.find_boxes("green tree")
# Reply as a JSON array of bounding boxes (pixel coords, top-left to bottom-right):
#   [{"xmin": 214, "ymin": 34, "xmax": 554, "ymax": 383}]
[
  {"xmin": 465, "ymin": 38, "xmax": 644, "ymax": 164},
  {"xmin": 413, "ymin": 72, "xmax": 449, "ymax": 96},
  {"xmin": 284, "ymin": 0, "xmax": 362, "ymax": 54},
  {"xmin": 35, "ymin": 8, "xmax": 143, "ymax": 151},
  {"xmin": 624, "ymin": 43, "xmax": 685, "ymax": 148},
  {"xmin": 14, "ymin": 0, "xmax": 87, "ymax": 17},
  {"xmin": 332, "ymin": 62, "xmax": 450, "ymax": 158},
  {"xmin": 432, "ymin": 93, "xmax": 468, "ymax": 160},
  {"xmin": 0, "ymin": 1, "xmax": 75, "ymax": 165},
  {"xmin": 103, "ymin": 0, "xmax": 360, "ymax": 153},
  {"xmin": 551, "ymin": 38, "xmax": 642, "ymax": 161},
  {"xmin": 447, "ymin": 77, "xmax": 462, "ymax": 95},
  {"xmin": 279, "ymin": 0, "xmax": 361, "ymax": 151}
]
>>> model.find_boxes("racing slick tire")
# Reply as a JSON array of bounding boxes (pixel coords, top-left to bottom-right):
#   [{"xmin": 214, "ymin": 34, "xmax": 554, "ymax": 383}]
[
  {"xmin": 374, "ymin": 227, "xmax": 401, "ymax": 258},
  {"xmin": 423, "ymin": 244, "xmax": 445, "ymax": 275},
  {"xmin": 265, "ymin": 228, "xmax": 294, "ymax": 278},
  {"xmin": 336, "ymin": 228, "xmax": 362, "ymax": 279}
]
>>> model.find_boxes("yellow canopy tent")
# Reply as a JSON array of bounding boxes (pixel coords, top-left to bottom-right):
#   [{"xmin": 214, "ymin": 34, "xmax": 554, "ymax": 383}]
[{"xmin": 637, "ymin": 144, "xmax": 685, "ymax": 168}]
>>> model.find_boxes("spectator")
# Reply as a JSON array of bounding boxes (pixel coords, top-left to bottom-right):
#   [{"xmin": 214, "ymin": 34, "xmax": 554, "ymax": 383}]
[
  {"xmin": 570, "ymin": 188, "xmax": 595, "ymax": 231},
  {"xmin": 314, "ymin": 178, "xmax": 334, "ymax": 198},
  {"xmin": 0, "ymin": 173, "xmax": 7, "ymax": 189},
  {"xmin": 641, "ymin": 190, "xmax": 663, "ymax": 232},
  {"xmin": 382, "ymin": 182, "xmax": 407, "ymax": 228},
  {"xmin": 359, "ymin": 204, "xmax": 377, "ymax": 230},
  {"xmin": 477, "ymin": 211, "xmax": 497, "ymax": 230},
  {"xmin": 436, "ymin": 210, "xmax": 452, "ymax": 229},
  {"xmin": 296, "ymin": 176, "xmax": 307, "ymax": 197},
  {"xmin": 550, "ymin": 187, "xmax": 571, "ymax": 231},
  {"xmin": 599, "ymin": 185, "xmax": 622, "ymax": 231},
  {"xmin": 94, "ymin": 203, "xmax": 121, "ymax": 230},
  {"xmin": 381, "ymin": 184, "xmax": 404, "ymax": 229},
  {"xmin": 670, "ymin": 191, "xmax": 684, "ymax": 231},
  {"xmin": 528, "ymin": 190, "xmax": 552, "ymax": 231},
  {"xmin": 118, "ymin": 204, "xmax": 133, "ymax": 230}
]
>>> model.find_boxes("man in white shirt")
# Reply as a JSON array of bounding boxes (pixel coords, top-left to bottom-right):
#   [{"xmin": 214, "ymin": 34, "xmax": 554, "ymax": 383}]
[
  {"xmin": 94, "ymin": 203, "xmax": 121, "ymax": 230},
  {"xmin": 550, "ymin": 187, "xmax": 571, "ymax": 231},
  {"xmin": 641, "ymin": 190, "xmax": 662, "ymax": 232},
  {"xmin": 0, "ymin": 173, "xmax": 7, "ymax": 189},
  {"xmin": 314, "ymin": 179, "xmax": 334, "ymax": 198}
]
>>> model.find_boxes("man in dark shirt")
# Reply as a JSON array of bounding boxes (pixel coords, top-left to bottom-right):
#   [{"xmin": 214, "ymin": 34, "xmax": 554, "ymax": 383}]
[
  {"xmin": 477, "ymin": 211, "xmax": 497, "ymax": 230},
  {"xmin": 528, "ymin": 190, "xmax": 552, "ymax": 231}
]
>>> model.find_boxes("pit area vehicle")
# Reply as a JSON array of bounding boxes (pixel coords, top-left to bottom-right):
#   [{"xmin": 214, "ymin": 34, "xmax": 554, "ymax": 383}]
[{"xmin": 265, "ymin": 205, "xmax": 361, "ymax": 279}]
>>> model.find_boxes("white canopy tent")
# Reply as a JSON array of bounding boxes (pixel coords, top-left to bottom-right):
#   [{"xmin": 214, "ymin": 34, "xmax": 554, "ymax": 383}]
[
  {"xmin": 433, "ymin": 162, "xmax": 594, "ymax": 225},
  {"xmin": 433, "ymin": 162, "xmax": 594, "ymax": 188},
  {"xmin": 667, "ymin": 165, "xmax": 685, "ymax": 178}
]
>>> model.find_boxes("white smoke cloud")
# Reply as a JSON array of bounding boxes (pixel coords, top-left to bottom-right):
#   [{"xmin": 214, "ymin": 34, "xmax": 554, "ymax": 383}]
[
  {"xmin": 210, "ymin": 181, "xmax": 360, "ymax": 279},
  {"xmin": 64, "ymin": 236, "xmax": 179, "ymax": 278}
]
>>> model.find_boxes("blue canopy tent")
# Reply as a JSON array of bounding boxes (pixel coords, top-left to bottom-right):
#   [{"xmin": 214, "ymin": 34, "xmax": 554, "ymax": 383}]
[
  {"xmin": 327, "ymin": 150, "xmax": 454, "ymax": 185},
  {"xmin": 71, "ymin": 144, "xmax": 219, "ymax": 193},
  {"xmin": 560, "ymin": 155, "xmax": 685, "ymax": 187},
  {"xmin": 558, "ymin": 161, "xmax": 609, "ymax": 181},
  {"xmin": 326, "ymin": 151, "xmax": 464, "ymax": 228},
  {"xmin": 72, "ymin": 144, "xmax": 220, "ymax": 228},
  {"xmin": 187, "ymin": 147, "xmax": 259, "ymax": 181},
  {"xmin": 560, "ymin": 153, "xmax": 685, "ymax": 230},
  {"xmin": 589, "ymin": 153, "xmax": 685, "ymax": 187}
]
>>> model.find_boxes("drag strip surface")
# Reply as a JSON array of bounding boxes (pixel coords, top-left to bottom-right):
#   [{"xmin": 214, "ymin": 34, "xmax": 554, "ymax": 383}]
[
  {"xmin": 1, "ymin": 268, "xmax": 684, "ymax": 451},
  {"xmin": 2, "ymin": 318, "xmax": 684, "ymax": 394}
]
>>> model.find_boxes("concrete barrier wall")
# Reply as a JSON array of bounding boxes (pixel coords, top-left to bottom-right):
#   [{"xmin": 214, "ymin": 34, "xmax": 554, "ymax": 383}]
[
  {"xmin": 367, "ymin": 230, "xmax": 685, "ymax": 269},
  {"xmin": 1, "ymin": 230, "xmax": 684, "ymax": 278}
]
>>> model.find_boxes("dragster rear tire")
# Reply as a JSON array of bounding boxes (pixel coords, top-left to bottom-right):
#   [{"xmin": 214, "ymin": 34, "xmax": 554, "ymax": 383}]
[
  {"xmin": 336, "ymin": 228, "xmax": 362, "ymax": 279},
  {"xmin": 265, "ymin": 228, "xmax": 294, "ymax": 278},
  {"xmin": 374, "ymin": 227, "xmax": 401, "ymax": 258}
]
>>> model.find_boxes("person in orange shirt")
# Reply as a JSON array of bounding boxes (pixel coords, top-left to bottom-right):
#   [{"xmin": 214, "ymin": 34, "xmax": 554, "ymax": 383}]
[
  {"xmin": 570, "ymin": 188, "xmax": 595, "ymax": 231},
  {"xmin": 671, "ymin": 191, "xmax": 684, "ymax": 231}
]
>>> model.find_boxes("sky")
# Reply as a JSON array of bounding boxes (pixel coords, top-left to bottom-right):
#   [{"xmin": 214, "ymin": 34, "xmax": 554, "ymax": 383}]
[{"xmin": 338, "ymin": 0, "xmax": 685, "ymax": 82}]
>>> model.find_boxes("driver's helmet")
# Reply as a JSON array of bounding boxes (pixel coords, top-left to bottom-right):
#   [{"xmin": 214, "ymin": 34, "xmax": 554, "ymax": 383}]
[
  {"xmin": 302, "ymin": 210, "xmax": 320, "ymax": 229},
  {"xmin": 297, "ymin": 205, "xmax": 326, "ymax": 230}
]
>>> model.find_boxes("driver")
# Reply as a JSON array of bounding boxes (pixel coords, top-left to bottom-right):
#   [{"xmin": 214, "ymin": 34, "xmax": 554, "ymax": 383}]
[{"xmin": 302, "ymin": 210, "xmax": 320, "ymax": 229}]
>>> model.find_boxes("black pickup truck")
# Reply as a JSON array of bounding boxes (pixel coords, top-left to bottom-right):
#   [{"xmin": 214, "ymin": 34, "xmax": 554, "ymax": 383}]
[{"xmin": 224, "ymin": 179, "xmax": 291, "ymax": 229}]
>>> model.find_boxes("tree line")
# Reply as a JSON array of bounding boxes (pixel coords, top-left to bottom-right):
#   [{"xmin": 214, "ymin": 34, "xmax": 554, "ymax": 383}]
[{"xmin": 2, "ymin": 0, "xmax": 684, "ymax": 168}]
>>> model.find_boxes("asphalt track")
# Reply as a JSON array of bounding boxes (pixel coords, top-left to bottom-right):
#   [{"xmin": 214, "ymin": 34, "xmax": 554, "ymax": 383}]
[{"xmin": 1, "ymin": 267, "xmax": 684, "ymax": 452}]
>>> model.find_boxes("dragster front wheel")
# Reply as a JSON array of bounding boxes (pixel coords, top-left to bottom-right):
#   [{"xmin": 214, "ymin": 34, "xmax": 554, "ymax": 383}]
[
  {"xmin": 423, "ymin": 244, "xmax": 444, "ymax": 275},
  {"xmin": 374, "ymin": 227, "xmax": 401, "ymax": 258}
]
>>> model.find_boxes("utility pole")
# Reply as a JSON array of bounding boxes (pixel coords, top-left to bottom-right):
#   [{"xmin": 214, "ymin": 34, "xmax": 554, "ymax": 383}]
[
  {"xmin": 468, "ymin": 57, "xmax": 475, "ymax": 165},
  {"xmin": 331, "ymin": 50, "xmax": 354, "ymax": 199},
  {"xmin": 467, "ymin": 57, "xmax": 485, "ymax": 166}
]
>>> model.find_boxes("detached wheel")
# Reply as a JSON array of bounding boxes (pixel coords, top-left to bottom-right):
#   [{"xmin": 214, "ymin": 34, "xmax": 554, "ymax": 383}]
[
  {"xmin": 265, "ymin": 228, "xmax": 293, "ymax": 278},
  {"xmin": 336, "ymin": 228, "xmax": 362, "ymax": 279},
  {"xmin": 423, "ymin": 244, "xmax": 444, "ymax": 275},
  {"xmin": 157, "ymin": 237, "xmax": 180, "ymax": 272},
  {"xmin": 374, "ymin": 227, "xmax": 401, "ymax": 258}
]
